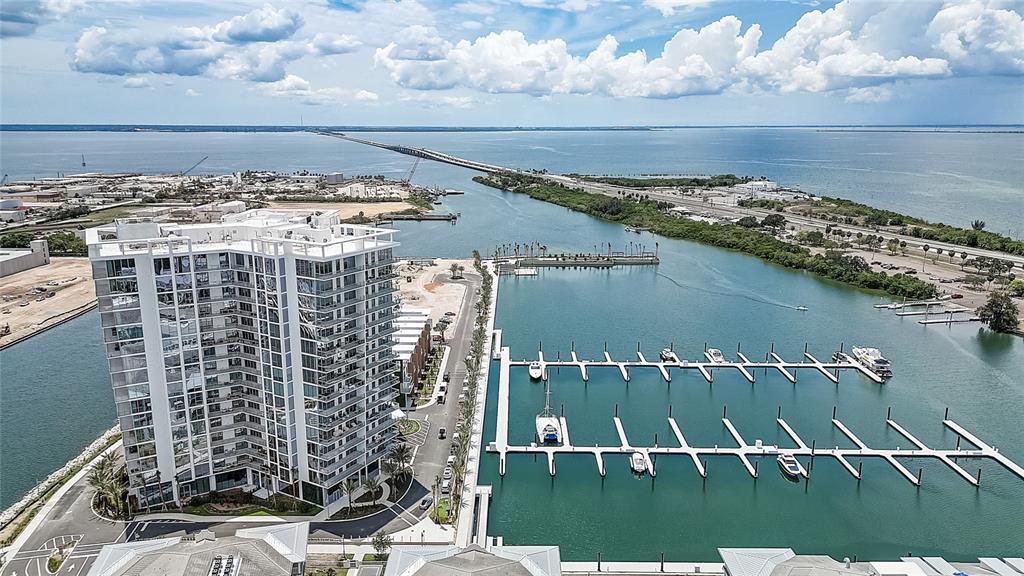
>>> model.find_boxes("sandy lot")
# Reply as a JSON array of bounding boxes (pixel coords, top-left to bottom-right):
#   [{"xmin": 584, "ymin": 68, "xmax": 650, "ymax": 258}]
[
  {"xmin": 0, "ymin": 258, "xmax": 96, "ymax": 348},
  {"xmin": 398, "ymin": 258, "xmax": 473, "ymax": 327},
  {"xmin": 266, "ymin": 201, "xmax": 414, "ymax": 219}
]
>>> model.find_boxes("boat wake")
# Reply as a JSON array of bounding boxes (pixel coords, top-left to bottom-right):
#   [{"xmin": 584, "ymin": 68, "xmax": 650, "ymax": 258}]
[{"xmin": 656, "ymin": 271, "xmax": 802, "ymax": 311}]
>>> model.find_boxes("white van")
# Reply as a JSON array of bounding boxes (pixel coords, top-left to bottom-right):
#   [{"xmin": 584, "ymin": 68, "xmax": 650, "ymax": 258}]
[{"xmin": 441, "ymin": 479, "xmax": 452, "ymax": 494}]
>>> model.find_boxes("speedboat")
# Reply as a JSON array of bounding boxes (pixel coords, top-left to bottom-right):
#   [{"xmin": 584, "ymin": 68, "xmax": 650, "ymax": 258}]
[
  {"xmin": 705, "ymin": 348, "xmax": 726, "ymax": 364},
  {"xmin": 851, "ymin": 346, "xmax": 893, "ymax": 379},
  {"xmin": 528, "ymin": 361, "xmax": 544, "ymax": 380},
  {"xmin": 777, "ymin": 454, "xmax": 802, "ymax": 480},
  {"xmin": 659, "ymin": 347, "xmax": 674, "ymax": 361},
  {"xmin": 630, "ymin": 452, "xmax": 648, "ymax": 475},
  {"xmin": 795, "ymin": 305, "xmax": 808, "ymax": 311}
]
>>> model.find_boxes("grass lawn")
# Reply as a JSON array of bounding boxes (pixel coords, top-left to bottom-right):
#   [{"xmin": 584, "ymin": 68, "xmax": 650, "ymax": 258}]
[
  {"xmin": 397, "ymin": 419, "xmax": 420, "ymax": 436},
  {"xmin": 180, "ymin": 503, "xmax": 320, "ymax": 517}
]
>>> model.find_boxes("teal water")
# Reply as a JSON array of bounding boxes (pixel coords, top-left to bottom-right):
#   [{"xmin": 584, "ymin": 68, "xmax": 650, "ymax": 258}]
[{"xmin": 0, "ymin": 131, "xmax": 1022, "ymax": 558}]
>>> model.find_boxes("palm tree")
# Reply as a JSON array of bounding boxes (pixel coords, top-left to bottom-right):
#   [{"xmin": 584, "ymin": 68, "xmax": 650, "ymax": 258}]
[
  {"xmin": 449, "ymin": 263, "xmax": 459, "ymax": 279},
  {"xmin": 922, "ymin": 244, "xmax": 930, "ymax": 270},
  {"xmin": 971, "ymin": 220, "xmax": 986, "ymax": 231},
  {"xmin": 382, "ymin": 458, "xmax": 400, "ymax": 482},
  {"xmin": 457, "ymin": 264, "xmax": 465, "ymax": 278},
  {"xmin": 363, "ymin": 476, "xmax": 381, "ymax": 506},
  {"xmin": 389, "ymin": 443, "xmax": 413, "ymax": 476},
  {"xmin": 960, "ymin": 252, "xmax": 969, "ymax": 270},
  {"xmin": 344, "ymin": 477, "xmax": 360, "ymax": 514}
]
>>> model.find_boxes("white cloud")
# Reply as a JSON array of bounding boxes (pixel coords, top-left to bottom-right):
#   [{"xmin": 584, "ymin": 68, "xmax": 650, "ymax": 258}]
[
  {"xmin": 643, "ymin": 0, "xmax": 714, "ymax": 17},
  {"xmin": 309, "ymin": 32, "xmax": 362, "ymax": 55},
  {"xmin": 845, "ymin": 85, "xmax": 892, "ymax": 103},
  {"xmin": 400, "ymin": 92, "xmax": 477, "ymax": 108},
  {"xmin": 211, "ymin": 3, "xmax": 302, "ymax": 44},
  {"xmin": 185, "ymin": 88, "xmax": 201, "ymax": 97},
  {"xmin": 376, "ymin": 0, "xmax": 1022, "ymax": 102},
  {"xmin": 122, "ymin": 76, "xmax": 151, "ymax": 89},
  {"xmin": 263, "ymin": 74, "xmax": 378, "ymax": 106},
  {"xmin": 1, "ymin": 0, "xmax": 87, "ymax": 37},
  {"xmin": 376, "ymin": 16, "xmax": 761, "ymax": 98}
]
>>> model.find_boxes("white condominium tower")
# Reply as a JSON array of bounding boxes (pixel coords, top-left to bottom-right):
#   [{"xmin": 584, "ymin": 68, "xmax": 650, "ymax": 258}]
[{"xmin": 86, "ymin": 209, "xmax": 399, "ymax": 508}]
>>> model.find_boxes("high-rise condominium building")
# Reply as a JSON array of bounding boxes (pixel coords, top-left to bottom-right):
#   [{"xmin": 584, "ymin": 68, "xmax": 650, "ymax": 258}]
[{"xmin": 86, "ymin": 209, "xmax": 399, "ymax": 507}]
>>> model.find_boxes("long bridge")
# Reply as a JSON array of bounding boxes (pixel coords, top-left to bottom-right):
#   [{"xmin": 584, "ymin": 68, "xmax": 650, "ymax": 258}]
[
  {"xmin": 317, "ymin": 131, "xmax": 512, "ymax": 173},
  {"xmin": 488, "ymin": 345, "xmax": 1024, "ymax": 487}
]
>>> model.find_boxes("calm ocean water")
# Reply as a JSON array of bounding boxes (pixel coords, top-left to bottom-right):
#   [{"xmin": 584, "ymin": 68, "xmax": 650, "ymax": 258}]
[
  {"xmin": 1, "ymin": 129, "xmax": 1022, "ymax": 232},
  {"xmin": 0, "ymin": 130, "xmax": 1022, "ymax": 558}
]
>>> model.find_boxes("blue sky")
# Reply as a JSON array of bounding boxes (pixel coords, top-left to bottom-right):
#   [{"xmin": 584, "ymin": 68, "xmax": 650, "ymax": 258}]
[{"xmin": 1, "ymin": 0, "xmax": 1022, "ymax": 125}]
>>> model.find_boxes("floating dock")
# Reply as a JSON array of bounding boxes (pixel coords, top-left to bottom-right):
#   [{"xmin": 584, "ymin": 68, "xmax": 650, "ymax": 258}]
[{"xmin": 488, "ymin": 345, "xmax": 1024, "ymax": 486}]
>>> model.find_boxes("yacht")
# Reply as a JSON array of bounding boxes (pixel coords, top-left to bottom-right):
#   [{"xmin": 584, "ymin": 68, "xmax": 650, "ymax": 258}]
[
  {"xmin": 630, "ymin": 452, "xmax": 648, "ymax": 475},
  {"xmin": 528, "ymin": 361, "xmax": 544, "ymax": 380},
  {"xmin": 659, "ymin": 347, "xmax": 674, "ymax": 361},
  {"xmin": 777, "ymin": 454, "xmax": 802, "ymax": 480},
  {"xmin": 851, "ymin": 346, "xmax": 893, "ymax": 379},
  {"xmin": 705, "ymin": 348, "xmax": 726, "ymax": 364},
  {"xmin": 795, "ymin": 305, "xmax": 808, "ymax": 311},
  {"xmin": 535, "ymin": 382, "xmax": 562, "ymax": 444}
]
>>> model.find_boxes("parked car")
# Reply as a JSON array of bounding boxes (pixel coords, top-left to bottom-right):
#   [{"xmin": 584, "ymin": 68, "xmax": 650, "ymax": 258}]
[
  {"xmin": 443, "ymin": 372, "xmax": 451, "ymax": 382},
  {"xmin": 443, "ymin": 466, "xmax": 453, "ymax": 480},
  {"xmin": 950, "ymin": 293, "xmax": 964, "ymax": 299},
  {"xmin": 441, "ymin": 479, "xmax": 452, "ymax": 494},
  {"xmin": 447, "ymin": 455, "xmax": 456, "ymax": 466},
  {"xmin": 437, "ymin": 427, "xmax": 447, "ymax": 439},
  {"xmin": 419, "ymin": 496, "xmax": 434, "ymax": 510}
]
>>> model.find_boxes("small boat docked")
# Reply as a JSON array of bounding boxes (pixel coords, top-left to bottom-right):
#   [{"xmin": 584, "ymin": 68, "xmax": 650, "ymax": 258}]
[
  {"xmin": 624, "ymin": 226, "xmax": 641, "ymax": 234},
  {"xmin": 528, "ymin": 360, "xmax": 544, "ymax": 380},
  {"xmin": 535, "ymin": 382, "xmax": 562, "ymax": 444},
  {"xmin": 630, "ymin": 452, "xmax": 648, "ymax": 475},
  {"xmin": 659, "ymin": 347, "xmax": 674, "ymax": 361},
  {"xmin": 851, "ymin": 346, "xmax": 892, "ymax": 379},
  {"xmin": 777, "ymin": 454, "xmax": 802, "ymax": 480},
  {"xmin": 705, "ymin": 348, "xmax": 726, "ymax": 364}
]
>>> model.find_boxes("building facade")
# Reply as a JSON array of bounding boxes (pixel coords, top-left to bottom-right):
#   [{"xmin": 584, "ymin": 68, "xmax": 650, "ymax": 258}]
[
  {"xmin": 393, "ymin": 306, "xmax": 432, "ymax": 397},
  {"xmin": 86, "ymin": 209, "xmax": 399, "ymax": 507}
]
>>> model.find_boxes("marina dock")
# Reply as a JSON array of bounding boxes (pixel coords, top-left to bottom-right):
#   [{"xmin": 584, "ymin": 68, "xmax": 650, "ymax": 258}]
[
  {"xmin": 513, "ymin": 342, "xmax": 884, "ymax": 384},
  {"xmin": 488, "ymin": 345, "xmax": 1024, "ymax": 487}
]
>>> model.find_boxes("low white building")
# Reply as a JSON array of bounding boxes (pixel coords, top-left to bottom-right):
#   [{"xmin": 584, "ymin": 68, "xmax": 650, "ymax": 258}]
[{"xmin": 0, "ymin": 239, "xmax": 49, "ymax": 277}]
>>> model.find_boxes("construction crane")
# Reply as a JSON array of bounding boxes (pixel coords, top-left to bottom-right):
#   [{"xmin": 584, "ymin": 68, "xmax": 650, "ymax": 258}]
[
  {"xmin": 403, "ymin": 157, "xmax": 420, "ymax": 183},
  {"xmin": 182, "ymin": 156, "xmax": 209, "ymax": 176}
]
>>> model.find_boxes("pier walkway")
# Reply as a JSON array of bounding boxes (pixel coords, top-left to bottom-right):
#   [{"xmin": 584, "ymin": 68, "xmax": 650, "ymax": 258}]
[
  {"xmin": 513, "ymin": 343, "xmax": 883, "ymax": 384},
  {"xmin": 488, "ymin": 345, "xmax": 1024, "ymax": 487}
]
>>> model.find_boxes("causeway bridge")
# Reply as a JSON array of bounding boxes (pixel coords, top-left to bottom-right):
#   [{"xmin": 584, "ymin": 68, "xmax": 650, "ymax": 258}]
[{"xmin": 317, "ymin": 131, "xmax": 512, "ymax": 173}]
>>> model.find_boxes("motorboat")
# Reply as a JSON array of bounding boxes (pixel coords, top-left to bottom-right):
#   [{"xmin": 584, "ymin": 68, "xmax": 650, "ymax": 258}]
[
  {"xmin": 528, "ymin": 360, "xmax": 544, "ymax": 380},
  {"xmin": 705, "ymin": 348, "xmax": 726, "ymax": 364},
  {"xmin": 630, "ymin": 452, "xmax": 648, "ymax": 475},
  {"xmin": 535, "ymin": 381, "xmax": 562, "ymax": 444},
  {"xmin": 659, "ymin": 347, "xmax": 674, "ymax": 361},
  {"xmin": 624, "ymin": 226, "xmax": 641, "ymax": 234},
  {"xmin": 777, "ymin": 454, "xmax": 802, "ymax": 480},
  {"xmin": 851, "ymin": 346, "xmax": 893, "ymax": 379},
  {"xmin": 795, "ymin": 305, "xmax": 808, "ymax": 311}
]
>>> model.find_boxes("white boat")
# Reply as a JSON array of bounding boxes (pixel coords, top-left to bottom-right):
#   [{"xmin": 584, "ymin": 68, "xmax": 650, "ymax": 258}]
[
  {"xmin": 528, "ymin": 360, "xmax": 544, "ymax": 380},
  {"xmin": 795, "ymin": 305, "xmax": 808, "ymax": 311},
  {"xmin": 659, "ymin": 347, "xmax": 674, "ymax": 361},
  {"xmin": 630, "ymin": 452, "xmax": 648, "ymax": 475},
  {"xmin": 777, "ymin": 454, "xmax": 802, "ymax": 480},
  {"xmin": 851, "ymin": 346, "xmax": 893, "ymax": 378},
  {"xmin": 706, "ymin": 348, "xmax": 726, "ymax": 363},
  {"xmin": 624, "ymin": 226, "xmax": 641, "ymax": 234},
  {"xmin": 535, "ymin": 382, "xmax": 562, "ymax": 444}
]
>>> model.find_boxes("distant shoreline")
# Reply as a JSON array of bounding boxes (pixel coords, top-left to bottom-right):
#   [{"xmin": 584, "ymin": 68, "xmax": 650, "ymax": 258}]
[{"xmin": 1, "ymin": 124, "xmax": 1022, "ymax": 134}]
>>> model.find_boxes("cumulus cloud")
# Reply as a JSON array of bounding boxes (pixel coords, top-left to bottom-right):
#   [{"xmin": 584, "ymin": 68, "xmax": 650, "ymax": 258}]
[
  {"xmin": 185, "ymin": 88, "xmax": 201, "ymax": 96},
  {"xmin": 211, "ymin": 4, "xmax": 302, "ymax": 44},
  {"xmin": 400, "ymin": 92, "xmax": 477, "ymax": 108},
  {"xmin": 1, "ymin": 0, "xmax": 86, "ymax": 37},
  {"xmin": 70, "ymin": 4, "xmax": 361, "ymax": 85},
  {"xmin": 845, "ymin": 85, "xmax": 892, "ymax": 103},
  {"xmin": 376, "ymin": 17, "xmax": 761, "ymax": 98},
  {"xmin": 123, "ymin": 76, "xmax": 151, "ymax": 89},
  {"xmin": 263, "ymin": 74, "xmax": 378, "ymax": 106},
  {"xmin": 378, "ymin": 0, "xmax": 1023, "ymax": 101}
]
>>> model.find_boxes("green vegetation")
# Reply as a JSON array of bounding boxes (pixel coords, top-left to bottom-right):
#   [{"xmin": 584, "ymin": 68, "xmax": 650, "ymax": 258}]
[
  {"xmin": 1007, "ymin": 279, "xmax": 1024, "ymax": 298},
  {"xmin": 476, "ymin": 173, "xmax": 937, "ymax": 300},
  {"xmin": 407, "ymin": 192, "xmax": 435, "ymax": 211},
  {"xmin": 47, "ymin": 542, "xmax": 76, "ymax": 573},
  {"xmin": 0, "ymin": 230, "xmax": 86, "ymax": 255},
  {"xmin": 430, "ymin": 497, "xmax": 452, "ymax": 523},
  {"xmin": 0, "ymin": 232, "xmax": 32, "ymax": 248},
  {"xmin": 977, "ymin": 291, "xmax": 1020, "ymax": 333},
  {"xmin": 396, "ymin": 419, "xmax": 420, "ymax": 436},
  {"xmin": 371, "ymin": 531, "xmax": 394, "ymax": 561},
  {"xmin": 88, "ymin": 452, "xmax": 128, "ymax": 519},
  {"xmin": 307, "ymin": 568, "xmax": 347, "ymax": 576},
  {"xmin": 180, "ymin": 490, "xmax": 320, "ymax": 516},
  {"xmin": 572, "ymin": 174, "xmax": 749, "ymax": 188},
  {"xmin": 742, "ymin": 196, "xmax": 1024, "ymax": 256}
]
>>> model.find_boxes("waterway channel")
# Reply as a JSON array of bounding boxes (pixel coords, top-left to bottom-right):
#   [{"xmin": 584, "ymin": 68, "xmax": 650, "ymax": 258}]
[{"xmin": 0, "ymin": 131, "xmax": 1021, "ymax": 558}]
